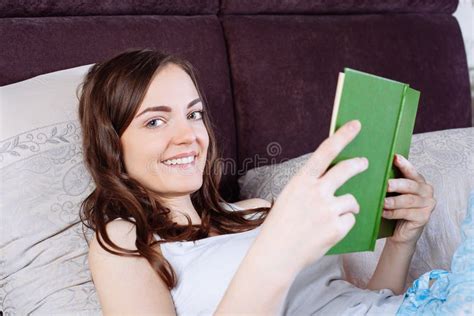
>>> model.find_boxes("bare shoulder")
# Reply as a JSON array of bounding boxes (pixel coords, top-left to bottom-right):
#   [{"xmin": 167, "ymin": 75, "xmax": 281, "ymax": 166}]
[
  {"xmin": 89, "ymin": 219, "xmax": 138, "ymax": 254},
  {"xmin": 233, "ymin": 198, "xmax": 271, "ymax": 210},
  {"xmin": 88, "ymin": 219, "xmax": 175, "ymax": 315}
]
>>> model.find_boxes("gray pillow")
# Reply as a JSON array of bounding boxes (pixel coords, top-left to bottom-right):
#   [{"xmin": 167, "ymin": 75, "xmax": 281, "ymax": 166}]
[
  {"xmin": 238, "ymin": 127, "xmax": 474, "ymax": 290},
  {"xmin": 0, "ymin": 65, "xmax": 102, "ymax": 315}
]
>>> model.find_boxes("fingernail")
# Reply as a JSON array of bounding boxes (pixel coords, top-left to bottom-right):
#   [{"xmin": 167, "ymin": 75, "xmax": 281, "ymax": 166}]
[
  {"xmin": 350, "ymin": 120, "xmax": 361, "ymax": 131},
  {"xmin": 384, "ymin": 198, "xmax": 392, "ymax": 206}
]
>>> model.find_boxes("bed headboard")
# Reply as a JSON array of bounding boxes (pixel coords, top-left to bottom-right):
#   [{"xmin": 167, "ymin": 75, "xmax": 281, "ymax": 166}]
[{"xmin": 1, "ymin": 0, "xmax": 470, "ymax": 201}]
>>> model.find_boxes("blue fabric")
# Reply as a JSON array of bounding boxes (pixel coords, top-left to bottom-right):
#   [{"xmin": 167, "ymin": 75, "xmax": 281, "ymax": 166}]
[{"xmin": 396, "ymin": 191, "xmax": 474, "ymax": 315}]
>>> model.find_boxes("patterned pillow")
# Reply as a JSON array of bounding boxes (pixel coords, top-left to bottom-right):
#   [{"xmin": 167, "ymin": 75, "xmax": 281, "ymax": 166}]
[
  {"xmin": 238, "ymin": 127, "xmax": 474, "ymax": 290},
  {"xmin": 0, "ymin": 65, "xmax": 102, "ymax": 315}
]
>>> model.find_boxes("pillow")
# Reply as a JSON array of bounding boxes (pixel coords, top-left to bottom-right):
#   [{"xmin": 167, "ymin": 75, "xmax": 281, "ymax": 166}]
[
  {"xmin": 0, "ymin": 65, "xmax": 102, "ymax": 314},
  {"xmin": 238, "ymin": 127, "xmax": 474, "ymax": 290}
]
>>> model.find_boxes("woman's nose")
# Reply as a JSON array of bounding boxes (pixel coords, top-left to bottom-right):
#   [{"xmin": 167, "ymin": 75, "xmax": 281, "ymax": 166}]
[{"xmin": 173, "ymin": 118, "xmax": 197, "ymax": 144}]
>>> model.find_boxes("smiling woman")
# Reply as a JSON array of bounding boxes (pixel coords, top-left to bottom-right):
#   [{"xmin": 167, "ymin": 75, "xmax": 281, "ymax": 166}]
[{"xmin": 77, "ymin": 49, "xmax": 274, "ymax": 313}]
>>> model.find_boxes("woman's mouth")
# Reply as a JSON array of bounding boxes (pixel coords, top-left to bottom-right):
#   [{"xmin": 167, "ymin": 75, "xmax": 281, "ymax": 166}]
[{"xmin": 161, "ymin": 154, "xmax": 197, "ymax": 169}]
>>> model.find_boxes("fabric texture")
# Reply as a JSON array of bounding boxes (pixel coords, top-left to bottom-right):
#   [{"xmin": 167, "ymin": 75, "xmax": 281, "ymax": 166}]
[
  {"xmin": 0, "ymin": 0, "xmax": 219, "ymax": 17},
  {"xmin": 396, "ymin": 191, "xmax": 474, "ymax": 315},
  {"xmin": 0, "ymin": 65, "xmax": 100, "ymax": 314},
  {"xmin": 220, "ymin": 0, "xmax": 459, "ymax": 14},
  {"xmin": 238, "ymin": 127, "xmax": 474, "ymax": 291},
  {"xmin": 282, "ymin": 257, "xmax": 404, "ymax": 316}
]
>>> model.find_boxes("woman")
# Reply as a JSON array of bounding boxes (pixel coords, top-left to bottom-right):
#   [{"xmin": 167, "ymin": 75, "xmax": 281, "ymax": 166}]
[{"xmin": 79, "ymin": 49, "xmax": 472, "ymax": 315}]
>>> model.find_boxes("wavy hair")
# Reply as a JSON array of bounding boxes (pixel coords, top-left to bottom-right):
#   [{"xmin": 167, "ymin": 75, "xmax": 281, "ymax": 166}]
[{"xmin": 78, "ymin": 49, "xmax": 273, "ymax": 289}]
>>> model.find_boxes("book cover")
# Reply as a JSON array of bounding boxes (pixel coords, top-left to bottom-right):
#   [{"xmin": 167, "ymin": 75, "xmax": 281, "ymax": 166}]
[{"xmin": 325, "ymin": 68, "xmax": 420, "ymax": 255}]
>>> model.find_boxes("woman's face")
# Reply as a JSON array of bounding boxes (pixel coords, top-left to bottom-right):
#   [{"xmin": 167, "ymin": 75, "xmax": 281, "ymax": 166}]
[{"xmin": 120, "ymin": 63, "xmax": 209, "ymax": 197}]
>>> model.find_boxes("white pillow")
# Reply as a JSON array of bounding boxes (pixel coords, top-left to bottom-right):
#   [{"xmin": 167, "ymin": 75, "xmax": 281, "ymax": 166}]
[
  {"xmin": 238, "ymin": 127, "xmax": 474, "ymax": 291},
  {"xmin": 0, "ymin": 65, "xmax": 102, "ymax": 314}
]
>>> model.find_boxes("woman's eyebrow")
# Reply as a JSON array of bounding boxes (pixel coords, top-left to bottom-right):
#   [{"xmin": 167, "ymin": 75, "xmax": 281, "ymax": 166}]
[{"xmin": 135, "ymin": 97, "xmax": 202, "ymax": 118}]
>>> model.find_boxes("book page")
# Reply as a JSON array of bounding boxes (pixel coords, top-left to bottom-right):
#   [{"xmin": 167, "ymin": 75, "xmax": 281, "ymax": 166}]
[{"xmin": 329, "ymin": 72, "xmax": 345, "ymax": 137}]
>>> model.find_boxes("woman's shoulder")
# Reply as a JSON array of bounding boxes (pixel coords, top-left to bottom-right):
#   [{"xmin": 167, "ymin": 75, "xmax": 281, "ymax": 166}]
[
  {"xmin": 87, "ymin": 220, "xmax": 173, "ymax": 314},
  {"xmin": 89, "ymin": 218, "xmax": 139, "ymax": 254},
  {"xmin": 231, "ymin": 198, "xmax": 271, "ymax": 210}
]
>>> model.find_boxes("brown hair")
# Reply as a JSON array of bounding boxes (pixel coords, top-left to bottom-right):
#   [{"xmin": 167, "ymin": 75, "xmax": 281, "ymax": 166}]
[{"xmin": 78, "ymin": 49, "xmax": 273, "ymax": 289}]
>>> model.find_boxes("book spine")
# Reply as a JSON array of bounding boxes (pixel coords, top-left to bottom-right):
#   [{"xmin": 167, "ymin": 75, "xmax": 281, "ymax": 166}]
[{"xmin": 377, "ymin": 87, "xmax": 420, "ymax": 239}]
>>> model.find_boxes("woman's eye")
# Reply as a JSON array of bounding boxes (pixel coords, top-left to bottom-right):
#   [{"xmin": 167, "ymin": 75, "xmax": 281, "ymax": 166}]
[
  {"xmin": 189, "ymin": 110, "xmax": 204, "ymax": 120},
  {"xmin": 146, "ymin": 118, "xmax": 165, "ymax": 128}
]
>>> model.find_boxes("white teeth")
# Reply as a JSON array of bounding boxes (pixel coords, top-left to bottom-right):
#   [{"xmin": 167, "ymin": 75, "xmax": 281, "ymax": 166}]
[{"xmin": 163, "ymin": 155, "xmax": 195, "ymax": 166}]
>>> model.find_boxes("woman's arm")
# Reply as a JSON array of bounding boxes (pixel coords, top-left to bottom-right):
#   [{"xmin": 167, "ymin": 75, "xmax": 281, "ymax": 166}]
[
  {"xmin": 365, "ymin": 154, "xmax": 436, "ymax": 295},
  {"xmin": 214, "ymin": 225, "xmax": 302, "ymax": 315},
  {"xmin": 216, "ymin": 121, "xmax": 373, "ymax": 313},
  {"xmin": 215, "ymin": 198, "xmax": 299, "ymax": 314},
  {"xmin": 365, "ymin": 239, "xmax": 416, "ymax": 295}
]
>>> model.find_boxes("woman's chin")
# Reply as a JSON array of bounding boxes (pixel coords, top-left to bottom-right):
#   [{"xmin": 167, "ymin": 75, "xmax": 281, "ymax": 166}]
[{"xmin": 162, "ymin": 178, "xmax": 203, "ymax": 193}]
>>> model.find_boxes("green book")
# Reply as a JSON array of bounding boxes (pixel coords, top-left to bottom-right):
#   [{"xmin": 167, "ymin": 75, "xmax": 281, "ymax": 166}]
[{"xmin": 325, "ymin": 68, "xmax": 420, "ymax": 255}]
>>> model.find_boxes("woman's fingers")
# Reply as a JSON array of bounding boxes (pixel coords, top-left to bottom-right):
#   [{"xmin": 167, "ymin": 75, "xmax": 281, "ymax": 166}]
[
  {"xmin": 333, "ymin": 193, "xmax": 360, "ymax": 216},
  {"xmin": 387, "ymin": 178, "xmax": 434, "ymax": 198},
  {"xmin": 322, "ymin": 157, "xmax": 369, "ymax": 194},
  {"xmin": 384, "ymin": 194, "xmax": 435, "ymax": 210},
  {"xmin": 393, "ymin": 154, "xmax": 426, "ymax": 183},
  {"xmin": 382, "ymin": 208, "xmax": 431, "ymax": 225},
  {"xmin": 300, "ymin": 120, "xmax": 362, "ymax": 179},
  {"xmin": 338, "ymin": 212, "xmax": 357, "ymax": 232}
]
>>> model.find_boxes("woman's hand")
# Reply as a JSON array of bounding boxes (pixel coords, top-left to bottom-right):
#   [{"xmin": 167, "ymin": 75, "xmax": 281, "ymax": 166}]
[
  {"xmin": 382, "ymin": 154, "xmax": 437, "ymax": 247},
  {"xmin": 258, "ymin": 120, "xmax": 369, "ymax": 273},
  {"xmin": 363, "ymin": 155, "xmax": 436, "ymax": 295},
  {"xmin": 219, "ymin": 121, "xmax": 368, "ymax": 315}
]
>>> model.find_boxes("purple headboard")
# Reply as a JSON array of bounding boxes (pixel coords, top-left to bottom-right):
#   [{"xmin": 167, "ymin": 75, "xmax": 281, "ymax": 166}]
[{"xmin": 1, "ymin": 0, "xmax": 470, "ymax": 202}]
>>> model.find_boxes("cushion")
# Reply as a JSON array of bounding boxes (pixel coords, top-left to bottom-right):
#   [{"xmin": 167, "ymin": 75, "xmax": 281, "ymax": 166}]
[
  {"xmin": 238, "ymin": 127, "xmax": 474, "ymax": 290},
  {"xmin": 221, "ymin": 0, "xmax": 458, "ymax": 15},
  {"xmin": 0, "ymin": 0, "xmax": 219, "ymax": 18},
  {"xmin": 0, "ymin": 65, "xmax": 102, "ymax": 314},
  {"xmin": 221, "ymin": 14, "xmax": 471, "ymax": 174}
]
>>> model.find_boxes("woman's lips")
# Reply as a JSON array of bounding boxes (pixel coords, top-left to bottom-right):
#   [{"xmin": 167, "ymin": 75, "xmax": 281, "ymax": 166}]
[
  {"xmin": 161, "ymin": 155, "xmax": 198, "ymax": 170},
  {"xmin": 162, "ymin": 151, "xmax": 197, "ymax": 161}
]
